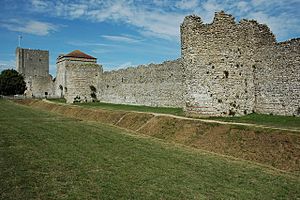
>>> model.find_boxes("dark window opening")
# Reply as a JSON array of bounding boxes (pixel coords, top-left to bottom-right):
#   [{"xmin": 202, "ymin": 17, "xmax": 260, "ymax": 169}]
[
  {"xmin": 229, "ymin": 110, "xmax": 236, "ymax": 116},
  {"xmin": 45, "ymin": 92, "xmax": 48, "ymax": 95},
  {"xmin": 224, "ymin": 71, "xmax": 229, "ymax": 78}
]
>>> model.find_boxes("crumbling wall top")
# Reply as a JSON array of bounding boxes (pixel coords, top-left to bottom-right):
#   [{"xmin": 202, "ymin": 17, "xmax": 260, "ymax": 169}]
[
  {"xmin": 213, "ymin": 11, "xmax": 235, "ymax": 25},
  {"xmin": 181, "ymin": 14, "xmax": 203, "ymax": 29}
]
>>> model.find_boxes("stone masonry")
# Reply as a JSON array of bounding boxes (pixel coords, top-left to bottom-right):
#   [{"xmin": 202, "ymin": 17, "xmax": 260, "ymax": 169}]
[
  {"xmin": 98, "ymin": 59, "xmax": 184, "ymax": 107},
  {"xmin": 16, "ymin": 11, "xmax": 300, "ymax": 116},
  {"xmin": 16, "ymin": 48, "xmax": 54, "ymax": 98},
  {"xmin": 181, "ymin": 11, "xmax": 299, "ymax": 116},
  {"xmin": 55, "ymin": 50, "xmax": 102, "ymax": 103}
]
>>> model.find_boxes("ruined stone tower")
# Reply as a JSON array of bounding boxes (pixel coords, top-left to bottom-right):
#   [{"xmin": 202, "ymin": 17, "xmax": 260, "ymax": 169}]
[
  {"xmin": 16, "ymin": 47, "xmax": 54, "ymax": 97},
  {"xmin": 181, "ymin": 11, "xmax": 300, "ymax": 116},
  {"xmin": 55, "ymin": 50, "xmax": 102, "ymax": 103}
]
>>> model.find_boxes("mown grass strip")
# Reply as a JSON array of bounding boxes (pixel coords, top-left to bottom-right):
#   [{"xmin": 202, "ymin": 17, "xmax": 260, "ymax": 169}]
[{"xmin": 209, "ymin": 113, "xmax": 300, "ymax": 130}]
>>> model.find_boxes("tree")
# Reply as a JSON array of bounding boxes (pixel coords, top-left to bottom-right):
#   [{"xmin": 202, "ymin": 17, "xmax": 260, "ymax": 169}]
[{"xmin": 0, "ymin": 69, "xmax": 26, "ymax": 95}]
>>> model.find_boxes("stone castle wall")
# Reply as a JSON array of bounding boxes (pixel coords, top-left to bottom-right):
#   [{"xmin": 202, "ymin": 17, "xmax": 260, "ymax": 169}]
[
  {"xmin": 254, "ymin": 39, "xmax": 300, "ymax": 116},
  {"xmin": 16, "ymin": 48, "xmax": 54, "ymax": 97},
  {"xmin": 55, "ymin": 60, "xmax": 67, "ymax": 98},
  {"xmin": 98, "ymin": 59, "xmax": 184, "ymax": 107},
  {"xmin": 16, "ymin": 11, "xmax": 299, "ymax": 116},
  {"xmin": 181, "ymin": 11, "xmax": 299, "ymax": 116}
]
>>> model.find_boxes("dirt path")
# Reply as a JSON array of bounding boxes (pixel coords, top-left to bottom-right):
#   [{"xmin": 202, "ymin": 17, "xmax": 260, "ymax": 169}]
[{"xmin": 105, "ymin": 108, "xmax": 300, "ymax": 133}]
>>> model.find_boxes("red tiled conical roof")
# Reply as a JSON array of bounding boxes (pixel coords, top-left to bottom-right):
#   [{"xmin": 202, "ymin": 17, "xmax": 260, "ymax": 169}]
[{"xmin": 64, "ymin": 50, "xmax": 96, "ymax": 59}]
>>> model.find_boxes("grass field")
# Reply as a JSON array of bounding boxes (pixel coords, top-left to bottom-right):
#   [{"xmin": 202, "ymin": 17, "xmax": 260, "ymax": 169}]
[
  {"xmin": 209, "ymin": 113, "xmax": 300, "ymax": 130},
  {"xmin": 1, "ymin": 99, "xmax": 299, "ymax": 199},
  {"xmin": 48, "ymin": 98, "xmax": 184, "ymax": 116}
]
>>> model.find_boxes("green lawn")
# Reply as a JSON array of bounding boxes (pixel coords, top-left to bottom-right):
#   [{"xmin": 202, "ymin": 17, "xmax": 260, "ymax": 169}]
[
  {"xmin": 209, "ymin": 113, "xmax": 300, "ymax": 130},
  {"xmin": 48, "ymin": 98, "xmax": 184, "ymax": 116},
  {"xmin": 0, "ymin": 99, "xmax": 299, "ymax": 199},
  {"xmin": 48, "ymin": 98, "xmax": 67, "ymax": 103}
]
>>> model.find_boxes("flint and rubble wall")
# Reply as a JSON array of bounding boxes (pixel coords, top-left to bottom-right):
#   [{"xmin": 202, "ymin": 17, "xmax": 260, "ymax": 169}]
[
  {"xmin": 98, "ymin": 59, "xmax": 184, "ymax": 107},
  {"xmin": 181, "ymin": 11, "xmax": 299, "ymax": 116}
]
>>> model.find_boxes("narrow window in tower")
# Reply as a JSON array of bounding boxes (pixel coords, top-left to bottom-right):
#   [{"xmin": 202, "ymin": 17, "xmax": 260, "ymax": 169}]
[{"xmin": 224, "ymin": 71, "xmax": 229, "ymax": 78}]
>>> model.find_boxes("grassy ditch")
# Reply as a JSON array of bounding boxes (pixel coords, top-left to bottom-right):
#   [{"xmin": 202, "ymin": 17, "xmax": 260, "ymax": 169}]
[
  {"xmin": 15, "ymin": 99, "xmax": 300, "ymax": 173},
  {"xmin": 48, "ymin": 99, "xmax": 300, "ymax": 131},
  {"xmin": 1, "ymin": 99, "xmax": 299, "ymax": 199}
]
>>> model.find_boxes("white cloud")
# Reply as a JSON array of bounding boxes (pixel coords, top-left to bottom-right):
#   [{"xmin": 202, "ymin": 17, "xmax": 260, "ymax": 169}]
[
  {"xmin": 30, "ymin": 0, "xmax": 48, "ymax": 10},
  {"xmin": 92, "ymin": 49, "xmax": 112, "ymax": 54},
  {"xmin": 0, "ymin": 60, "xmax": 15, "ymax": 72},
  {"xmin": 101, "ymin": 35, "xmax": 141, "ymax": 43},
  {"xmin": 247, "ymin": 11, "xmax": 300, "ymax": 40},
  {"xmin": 27, "ymin": 0, "xmax": 300, "ymax": 41},
  {"xmin": 119, "ymin": 61, "xmax": 134, "ymax": 68},
  {"xmin": 67, "ymin": 41, "xmax": 117, "ymax": 47},
  {"xmin": 176, "ymin": 0, "xmax": 198, "ymax": 10},
  {"xmin": 29, "ymin": 0, "xmax": 185, "ymax": 40},
  {"xmin": 202, "ymin": 1, "xmax": 224, "ymax": 13},
  {"xmin": 237, "ymin": 1, "xmax": 250, "ymax": 13},
  {"xmin": 1, "ymin": 19, "xmax": 58, "ymax": 36},
  {"xmin": 153, "ymin": 0, "xmax": 173, "ymax": 7},
  {"xmin": 68, "ymin": 4, "xmax": 88, "ymax": 19}
]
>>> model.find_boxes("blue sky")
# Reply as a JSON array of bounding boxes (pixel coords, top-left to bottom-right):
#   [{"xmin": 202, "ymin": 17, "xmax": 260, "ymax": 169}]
[{"xmin": 0, "ymin": 0, "xmax": 299, "ymax": 76}]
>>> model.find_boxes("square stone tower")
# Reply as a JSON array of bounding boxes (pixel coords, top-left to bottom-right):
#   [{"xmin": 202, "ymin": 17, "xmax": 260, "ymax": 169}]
[
  {"xmin": 16, "ymin": 47, "xmax": 54, "ymax": 97},
  {"xmin": 55, "ymin": 50, "xmax": 102, "ymax": 103}
]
